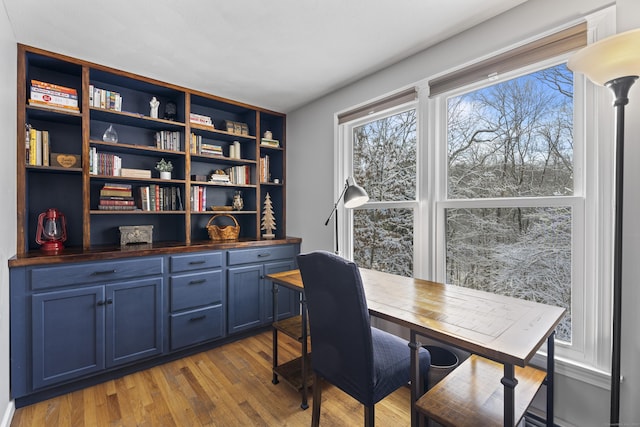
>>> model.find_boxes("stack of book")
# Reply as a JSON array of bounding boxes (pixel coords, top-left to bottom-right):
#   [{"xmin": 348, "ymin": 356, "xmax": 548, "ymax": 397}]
[
  {"xmin": 189, "ymin": 113, "xmax": 213, "ymax": 127},
  {"xmin": 200, "ymin": 143, "xmax": 223, "ymax": 156},
  {"xmin": 89, "ymin": 85, "xmax": 122, "ymax": 111},
  {"xmin": 209, "ymin": 171, "xmax": 231, "ymax": 184},
  {"xmin": 155, "ymin": 130, "xmax": 181, "ymax": 151},
  {"xmin": 98, "ymin": 184, "xmax": 135, "ymax": 211},
  {"xmin": 260, "ymin": 138, "xmax": 280, "ymax": 148},
  {"xmin": 29, "ymin": 80, "xmax": 79, "ymax": 113},
  {"xmin": 25, "ymin": 124, "xmax": 50, "ymax": 166}
]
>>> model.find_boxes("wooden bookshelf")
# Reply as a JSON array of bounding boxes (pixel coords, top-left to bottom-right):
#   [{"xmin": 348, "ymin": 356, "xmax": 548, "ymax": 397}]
[{"xmin": 16, "ymin": 44, "xmax": 287, "ymax": 255}]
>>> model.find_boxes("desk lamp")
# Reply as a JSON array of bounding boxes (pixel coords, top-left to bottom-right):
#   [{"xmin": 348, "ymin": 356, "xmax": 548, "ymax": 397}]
[
  {"xmin": 568, "ymin": 27, "xmax": 640, "ymax": 426},
  {"xmin": 324, "ymin": 176, "xmax": 369, "ymax": 254}
]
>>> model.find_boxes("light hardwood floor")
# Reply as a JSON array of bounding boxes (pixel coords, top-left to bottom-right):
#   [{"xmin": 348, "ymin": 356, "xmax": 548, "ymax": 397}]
[{"xmin": 11, "ymin": 331, "xmax": 412, "ymax": 426}]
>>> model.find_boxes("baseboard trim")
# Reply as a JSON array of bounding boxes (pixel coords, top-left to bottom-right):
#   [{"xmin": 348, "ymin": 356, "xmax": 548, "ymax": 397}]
[{"xmin": 0, "ymin": 400, "xmax": 15, "ymax": 427}]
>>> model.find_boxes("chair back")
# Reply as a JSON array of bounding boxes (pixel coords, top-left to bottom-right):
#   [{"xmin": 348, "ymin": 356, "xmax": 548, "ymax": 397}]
[{"xmin": 297, "ymin": 251, "xmax": 375, "ymax": 404}]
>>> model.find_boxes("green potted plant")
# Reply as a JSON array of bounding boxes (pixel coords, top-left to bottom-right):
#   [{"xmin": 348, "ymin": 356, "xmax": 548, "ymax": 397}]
[{"xmin": 155, "ymin": 158, "xmax": 173, "ymax": 179}]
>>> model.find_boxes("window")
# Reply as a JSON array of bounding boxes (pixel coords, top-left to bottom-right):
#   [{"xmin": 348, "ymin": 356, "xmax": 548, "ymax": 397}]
[
  {"xmin": 342, "ymin": 106, "xmax": 418, "ymax": 277},
  {"xmin": 443, "ymin": 64, "xmax": 576, "ymax": 343},
  {"xmin": 338, "ymin": 14, "xmax": 615, "ymax": 380}
]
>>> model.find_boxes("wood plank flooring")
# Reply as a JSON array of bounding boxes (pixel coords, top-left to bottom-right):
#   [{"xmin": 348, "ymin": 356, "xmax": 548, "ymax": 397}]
[{"xmin": 11, "ymin": 331, "xmax": 412, "ymax": 426}]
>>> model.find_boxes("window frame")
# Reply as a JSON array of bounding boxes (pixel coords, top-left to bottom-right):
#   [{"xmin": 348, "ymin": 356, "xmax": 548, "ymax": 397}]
[
  {"xmin": 336, "ymin": 10, "xmax": 616, "ymax": 387},
  {"xmin": 337, "ymin": 101, "xmax": 420, "ymax": 270},
  {"xmin": 433, "ymin": 49, "xmax": 613, "ymax": 384}
]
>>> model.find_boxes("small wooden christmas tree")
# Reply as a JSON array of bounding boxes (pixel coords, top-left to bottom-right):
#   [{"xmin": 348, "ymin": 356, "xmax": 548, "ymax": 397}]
[{"xmin": 261, "ymin": 192, "xmax": 276, "ymax": 239}]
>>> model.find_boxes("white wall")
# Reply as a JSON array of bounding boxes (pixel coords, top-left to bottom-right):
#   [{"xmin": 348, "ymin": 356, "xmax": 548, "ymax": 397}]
[
  {"xmin": 286, "ymin": 0, "xmax": 640, "ymax": 425},
  {"xmin": 0, "ymin": 3, "xmax": 17, "ymax": 426}
]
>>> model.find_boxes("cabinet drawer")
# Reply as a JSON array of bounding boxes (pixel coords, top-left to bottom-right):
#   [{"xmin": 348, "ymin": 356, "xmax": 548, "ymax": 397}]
[
  {"xmin": 170, "ymin": 270, "xmax": 223, "ymax": 311},
  {"xmin": 170, "ymin": 305, "xmax": 224, "ymax": 350},
  {"xmin": 227, "ymin": 245, "xmax": 296, "ymax": 266},
  {"xmin": 170, "ymin": 252, "xmax": 223, "ymax": 273},
  {"xmin": 30, "ymin": 257, "xmax": 163, "ymax": 290}
]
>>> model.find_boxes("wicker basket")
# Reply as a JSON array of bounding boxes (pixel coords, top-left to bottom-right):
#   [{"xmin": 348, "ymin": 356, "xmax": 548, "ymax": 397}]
[{"xmin": 206, "ymin": 214, "xmax": 240, "ymax": 240}]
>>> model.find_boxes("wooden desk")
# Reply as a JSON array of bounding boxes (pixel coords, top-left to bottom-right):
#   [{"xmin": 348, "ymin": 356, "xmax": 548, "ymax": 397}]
[{"xmin": 267, "ymin": 268, "xmax": 565, "ymax": 427}]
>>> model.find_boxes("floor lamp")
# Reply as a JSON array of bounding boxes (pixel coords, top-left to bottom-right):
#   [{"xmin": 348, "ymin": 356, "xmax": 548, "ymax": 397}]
[
  {"xmin": 324, "ymin": 176, "xmax": 369, "ymax": 254},
  {"xmin": 568, "ymin": 28, "xmax": 640, "ymax": 426}
]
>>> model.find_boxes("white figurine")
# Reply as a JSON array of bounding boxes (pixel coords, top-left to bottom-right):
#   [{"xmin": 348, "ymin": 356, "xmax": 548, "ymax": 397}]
[{"xmin": 150, "ymin": 97, "xmax": 159, "ymax": 118}]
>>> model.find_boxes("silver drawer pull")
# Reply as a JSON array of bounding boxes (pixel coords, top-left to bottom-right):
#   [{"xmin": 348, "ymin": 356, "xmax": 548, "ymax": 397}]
[
  {"xmin": 189, "ymin": 315, "xmax": 206, "ymax": 322},
  {"xmin": 189, "ymin": 279, "xmax": 206, "ymax": 285},
  {"xmin": 91, "ymin": 269, "xmax": 116, "ymax": 276},
  {"xmin": 257, "ymin": 253, "xmax": 270, "ymax": 258}
]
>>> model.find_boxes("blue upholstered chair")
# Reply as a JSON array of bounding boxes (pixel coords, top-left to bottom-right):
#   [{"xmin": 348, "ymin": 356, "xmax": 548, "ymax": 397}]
[{"xmin": 297, "ymin": 251, "xmax": 430, "ymax": 427}]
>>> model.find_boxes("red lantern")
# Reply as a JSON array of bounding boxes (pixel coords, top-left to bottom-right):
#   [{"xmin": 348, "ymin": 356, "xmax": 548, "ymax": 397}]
[{"xmin": 35, "ymin": 208, "xmax": 67, "ymax": 252}]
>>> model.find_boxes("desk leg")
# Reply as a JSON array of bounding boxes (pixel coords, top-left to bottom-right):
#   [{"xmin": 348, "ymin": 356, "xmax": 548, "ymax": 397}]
[
  {"xmin": 300, "ymin": 296, "xmax": 309, "ymax": 409},
  {"xmin": 409, "ymin": 330, "xmax": 423, "ymax": 427},
  {"xmin": 272, "ymin": 284, "xmax": 279, "ymax": 385},
  {"xmin": 502, "ymin": 364, "xmax": 518, "ymax": 427},
  {"xmin": 546, "ymin": 331, "xmax": 556, "ymax": 427}
]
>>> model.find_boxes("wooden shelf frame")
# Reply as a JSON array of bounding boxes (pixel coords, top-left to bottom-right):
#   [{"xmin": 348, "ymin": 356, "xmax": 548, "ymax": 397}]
[{"xmin": 16, "ymin": 44, "xmax": 287, "ymax": 255}]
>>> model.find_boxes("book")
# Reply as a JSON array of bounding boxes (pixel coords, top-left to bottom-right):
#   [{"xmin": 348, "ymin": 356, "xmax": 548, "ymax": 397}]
[
  {"xmin": 29, "ymin": 127, "xmax": 37, "ymax": 165},
  {"xmin": 102, "ymin": 183, "xmax": 132, "ymax": 190},
  {"xmin": 261, "ymin": 138, "xmax": 280, "ymax": 148},
  {"xmin": 30, "ymin": 86, "xmax": 78, "ymax": 102},
  {"xmin": 138, "ymin": 186, "xmax": 150, "ymax": 211},
  {"xmin": 25, "ymin": 124, "xmax": 31, "ymax": 164},
  {"xmin": 42, "ymin": 131, "xmax": 49, "ymax": 166},
  {"xmin": 35, "ymin": 130, "xmax": 42, "ymax": 166},
  {"xmin": 30, "ymin": 79, "xmax": 77, "ymax": 96},
  {"xmin": 28, "ymin": 98, "xmax": 80, "ymax": 113},
  {"xmin": 99, "ymin": 200, "xmax": 135, "ymax": 206},
  {"xmin": 176, "ymin": 187, "xmax": 183, "ymax": 210},
  {"xmin": 97, "ymin": 204, "xmax": 136, "ymax": 211},
  {"xmin": 120, "ymin": 168, "xmax": 151, "ymax": 179},
  {"xmin": 189, "ymin": 113, "xmax": 213, "ymax": 126},
  {"xmin": 100, "ymin": 189, "xmax": 132, "ymax": 197},
  {"xmin": 29, "ymin": 81, "xmax": 79, "ymax": 111}
]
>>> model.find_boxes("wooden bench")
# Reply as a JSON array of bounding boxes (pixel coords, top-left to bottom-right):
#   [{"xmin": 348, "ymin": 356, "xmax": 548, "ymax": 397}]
[{"xmin": 415, "ymin": 354, "xmax": 546, "ymax": 427}]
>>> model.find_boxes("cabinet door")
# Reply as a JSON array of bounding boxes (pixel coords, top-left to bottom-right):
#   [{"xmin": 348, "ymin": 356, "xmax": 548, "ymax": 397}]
[
  {"xmin": 264, "ymin": 259, "xmax": 298, "ymax": 323},
  {"xmin": 32, "ymin": 286, "xmax": 105, "ymax": 389},
  {"xmin": 105, "ymin": 277, "xmax": 163, "ymax": 368},
  {"xmin": 227, "ymin": 264, "xmax": 263, "ymax": 334}
]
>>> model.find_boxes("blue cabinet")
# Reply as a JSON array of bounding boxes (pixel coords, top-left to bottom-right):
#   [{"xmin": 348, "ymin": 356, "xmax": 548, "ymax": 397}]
[
  {"xmin": 168, "ymin": 251, "xmax": 226, "ymax": 350},
  {"xmin": 227, "ymin": 245, "xmax": 299, "ymax": 335},
  {"xmin": 31, "ymin": 277, "xmax": 163, "ymax": 390},
  {"xmin": 10, "ymin": 241, "xmax": 300, "ymax": 404},
  {"xmin": 12, "ymin": 256, "xmax": 164, "ymax": 398},
  {"xmin": 106, "ymin": 278, "xmax": 163, "ymax": 367},
  {"xmin": 32, "ymin": 286, "xmax": 105, "ymax": 389}
]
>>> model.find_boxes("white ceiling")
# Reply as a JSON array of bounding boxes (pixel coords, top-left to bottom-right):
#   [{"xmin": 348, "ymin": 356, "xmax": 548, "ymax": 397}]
[{"xmin": 3, "ymin": 0, "xmax": 527, "ymax": 112}]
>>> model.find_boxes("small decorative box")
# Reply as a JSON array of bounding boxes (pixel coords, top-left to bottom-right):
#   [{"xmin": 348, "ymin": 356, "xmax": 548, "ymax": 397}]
[
  {"xmin": 119, "ymin": 225, "xmax": 153, "ymax": 246},
  {"xmin": 50, "ymin": 153, "xmax": 80, "ymax": 168}
]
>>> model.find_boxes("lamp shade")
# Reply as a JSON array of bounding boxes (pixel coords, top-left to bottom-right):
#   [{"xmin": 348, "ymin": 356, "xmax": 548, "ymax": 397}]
[
  {"xmin": 343, "ymin": 176, "xmax": 369, "ymax": 208},
  {"xmin": 567, "ymin": 28, "xmax": 640, "ymax": 86}
]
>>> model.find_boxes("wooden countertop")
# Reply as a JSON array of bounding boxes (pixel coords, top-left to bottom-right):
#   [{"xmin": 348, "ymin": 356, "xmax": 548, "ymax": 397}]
[{"xmin": 9, "ymin": 236, "xmax": 302, "ymax": 267}]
